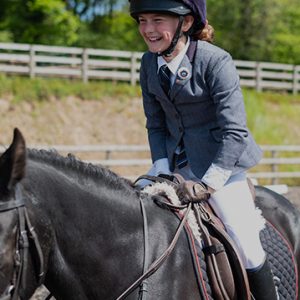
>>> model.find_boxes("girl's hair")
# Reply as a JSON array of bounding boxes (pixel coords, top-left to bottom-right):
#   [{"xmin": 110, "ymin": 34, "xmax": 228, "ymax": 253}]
[{"xmin": 192, "ymin": 22, "xmax": 214, "ymax": 43}]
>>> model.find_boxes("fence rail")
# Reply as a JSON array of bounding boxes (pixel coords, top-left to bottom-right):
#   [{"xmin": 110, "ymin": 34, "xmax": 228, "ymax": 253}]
[
  {"xmin": 1, "ymin": 42, "xmax": 300, "ymax": 93},
  {"xmin": 1, "ymin": 144, "xmax": 299, "ymax": 184}
]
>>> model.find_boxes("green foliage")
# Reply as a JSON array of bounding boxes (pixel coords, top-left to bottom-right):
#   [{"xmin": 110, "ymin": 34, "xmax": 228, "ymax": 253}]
[
  {"xmin": 207, "ymin": 0, "xmax": 300, "ymax": 64},
  {"xmin": 208, "ymin": 0, "xmax": 279, "ymax": 61},
  {"xmin": 0, "ymin": 30, "xmax": 13, "ymax": 42},
  {"xmin": 6, "ymin": 0, "xmax": 80, "ymax": 45},
  {"xmin": 268, "ymin": 1, "xmax": 300, "ymax": 64},
  {"xmin": 0, "ymin": 0, "xmax": 12, "ymax": 42},
  {"xmin": 0, "ymin": 0, "xmax": 299, "ymax": 63},
  {"xmin": 76, "ymin": 11, "xmax": 146, "ymax": 51}
]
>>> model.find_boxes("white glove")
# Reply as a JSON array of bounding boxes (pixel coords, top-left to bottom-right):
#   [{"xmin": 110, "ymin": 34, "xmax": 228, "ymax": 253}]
[{"xmin": 135, "ymin": 158, "xmax": 171, "ymax": 188}]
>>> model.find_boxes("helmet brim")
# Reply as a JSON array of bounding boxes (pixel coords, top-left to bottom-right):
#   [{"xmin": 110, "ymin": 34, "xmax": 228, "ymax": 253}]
[{"xmin": 130, "ymin": 1, "xmax": 192, "ymax": 19}]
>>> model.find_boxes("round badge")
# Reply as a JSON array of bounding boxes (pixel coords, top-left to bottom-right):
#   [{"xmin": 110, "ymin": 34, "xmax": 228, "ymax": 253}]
[{"xmin": 177, "ymin": 67, "xmax": 190, "ymax": 80}]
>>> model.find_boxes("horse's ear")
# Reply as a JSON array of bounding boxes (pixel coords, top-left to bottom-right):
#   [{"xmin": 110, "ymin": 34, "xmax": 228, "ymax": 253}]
[{"xmin": 0, "ymin": 128, "xmax": 26, "ymax": 193}]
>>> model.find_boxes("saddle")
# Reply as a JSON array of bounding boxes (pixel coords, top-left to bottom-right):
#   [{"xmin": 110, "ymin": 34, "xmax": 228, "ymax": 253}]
[
  {"xmin": 191, "ymin": 197, "xmax": 250, "ymax": 300},
  {"xmin": 138, "ymin": 174, "xmax": 251, "ymax": 300}
]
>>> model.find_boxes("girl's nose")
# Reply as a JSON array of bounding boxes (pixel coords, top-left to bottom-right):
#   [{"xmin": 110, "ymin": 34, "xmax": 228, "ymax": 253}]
[{"xmin": 141, "ymin": 21, "xmax": 155, "ymax": 34}]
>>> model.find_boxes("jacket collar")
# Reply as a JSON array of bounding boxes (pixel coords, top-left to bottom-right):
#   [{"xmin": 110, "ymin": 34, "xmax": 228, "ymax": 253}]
[{"xmin": 148, "ymin": 40, "xmax": 197, "ymax": 101}]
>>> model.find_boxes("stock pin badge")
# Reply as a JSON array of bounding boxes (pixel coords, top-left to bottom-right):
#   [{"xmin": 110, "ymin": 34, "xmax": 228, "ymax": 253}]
[{"xmin": 177, "ymin": 67, "xmax": 190, "ymax": 80}]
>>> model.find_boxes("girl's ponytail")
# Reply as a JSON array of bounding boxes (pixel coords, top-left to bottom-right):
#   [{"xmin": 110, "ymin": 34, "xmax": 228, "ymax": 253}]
[{"xmin": 192, "ymin": 21, "xmax": 214, "ymax": 43}]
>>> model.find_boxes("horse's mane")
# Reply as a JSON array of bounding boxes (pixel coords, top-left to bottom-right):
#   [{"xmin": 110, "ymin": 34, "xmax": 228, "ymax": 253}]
[{"xmin": 27, "ymin": 148, "xmax": 134, "ymax": 192}]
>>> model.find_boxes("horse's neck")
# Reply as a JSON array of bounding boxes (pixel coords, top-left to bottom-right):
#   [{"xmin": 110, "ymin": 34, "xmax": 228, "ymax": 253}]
[{"xmin": 38, "ymin": 177, "xmax": 144, "ymax": 299}]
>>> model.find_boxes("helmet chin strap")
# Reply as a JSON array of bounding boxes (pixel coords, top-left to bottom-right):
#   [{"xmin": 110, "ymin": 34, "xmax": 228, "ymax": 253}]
[{"xmin": 158, "ymin": 16, "xmax": 184, "ymax": 57}]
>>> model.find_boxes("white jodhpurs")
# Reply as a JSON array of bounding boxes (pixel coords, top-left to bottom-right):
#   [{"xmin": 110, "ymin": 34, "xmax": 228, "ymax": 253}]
[{"xmin": 174, "ymin": 166, "xmax": 266, "ymax": 270}]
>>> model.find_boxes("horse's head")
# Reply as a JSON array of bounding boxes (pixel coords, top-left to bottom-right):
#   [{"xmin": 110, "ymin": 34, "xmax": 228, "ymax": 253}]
[{"xmin": 0, "ymin": 128, "xmax": 26, "ymax": 299}]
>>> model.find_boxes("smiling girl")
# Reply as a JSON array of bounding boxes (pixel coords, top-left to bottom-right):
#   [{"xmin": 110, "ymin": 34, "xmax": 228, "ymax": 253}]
[{"xmin": 129, "ymin": 0, "xmax": 277, "ymax": 299}]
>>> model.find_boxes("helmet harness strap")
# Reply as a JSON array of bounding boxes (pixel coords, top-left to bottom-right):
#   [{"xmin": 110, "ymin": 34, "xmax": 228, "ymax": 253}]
[{"xmin": 158, "ymin": 15, "xmax": 184, "ymax": 57}]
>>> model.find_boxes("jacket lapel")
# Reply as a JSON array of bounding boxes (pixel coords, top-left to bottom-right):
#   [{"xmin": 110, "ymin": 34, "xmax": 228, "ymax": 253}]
[
  {"xmin": 147, "ymin": 40, "xmax": 197, "ymax": 101},
  {"xmin": 170, "ymin": 55, "xmax": 192, "ymax": 99},
  {"xmin": 147, "ymin": 55, "xmax": 170, "ymax": 100}
]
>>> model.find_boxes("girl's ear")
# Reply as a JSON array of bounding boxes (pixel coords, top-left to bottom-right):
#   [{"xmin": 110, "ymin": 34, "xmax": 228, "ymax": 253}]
[{"xmin": 182, "ymin": 15, "xmax": 194, "ymax": 33}]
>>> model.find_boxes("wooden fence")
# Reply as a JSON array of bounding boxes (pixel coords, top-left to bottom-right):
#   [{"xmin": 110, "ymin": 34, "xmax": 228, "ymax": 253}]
[
  {"xmin": 1, "ymin": 42, "xmax": 300, "ymax": 94},
  {"xmin": 1, "ymin": 144, "xmax": 299, "ymax": 184}
]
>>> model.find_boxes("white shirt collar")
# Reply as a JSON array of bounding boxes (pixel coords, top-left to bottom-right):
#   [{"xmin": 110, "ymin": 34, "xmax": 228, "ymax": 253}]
[{"xmin": 157, "ymin": 37, "xmax": 190, "ymax": 76}]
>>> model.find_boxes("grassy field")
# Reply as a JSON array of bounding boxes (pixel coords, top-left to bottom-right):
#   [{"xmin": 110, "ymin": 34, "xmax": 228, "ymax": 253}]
[
  {"xmin": 1, "ymin": 75, "xmax": 299, "ymax": 144},
  {"xmin": 0, "ymin": 75, "xmax": 299, "ymax": 185}
]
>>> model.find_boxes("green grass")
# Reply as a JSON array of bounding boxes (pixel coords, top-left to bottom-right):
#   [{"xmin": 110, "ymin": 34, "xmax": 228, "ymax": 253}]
[
  {"xmin": 243, "ymin": 89, "xmax": 300, "ymax": 145},
  {"xmin": 0, "ymin": 74, "xmax": 299, "ymax": 145},
  {"xmin": 0, "ymin": 74, "xmax": 142, "ymax": 103}
]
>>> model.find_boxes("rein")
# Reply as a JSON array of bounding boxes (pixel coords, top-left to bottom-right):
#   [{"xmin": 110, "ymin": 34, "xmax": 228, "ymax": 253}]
[
  {"xmin": 116, "ymin": 176, "xmax": 192, "ymax": 300},
  {"xmin": 0, "ymin": 185, "xmax": 45, "ymax": 300}
]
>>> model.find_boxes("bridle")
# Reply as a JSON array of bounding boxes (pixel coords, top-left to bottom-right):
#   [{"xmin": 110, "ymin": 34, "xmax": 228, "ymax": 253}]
[{"xmin": 0, "ymin": 184, "xmax": 45, "ymax": 300}]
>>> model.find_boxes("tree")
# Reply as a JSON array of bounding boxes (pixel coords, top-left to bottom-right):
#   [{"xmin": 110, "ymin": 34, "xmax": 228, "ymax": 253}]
[
  {"xmin": 76, "ymin": 11, "xmax": 146, "ymax": 51},
  {"xmin": 0, "ymin": 0, "xmax": 13, "ymax": 42},
  {"xmin": 7, "ymin": 0, "xmax": 80, "ymax": 45},
  {"xmin": 267, "ymin": 0, "xmax": 300, "ymax": 64},
  {"xmin": 207, "ymin": 0, "xmax": 279, "ymax": 61},
  {"xmin": 207, "ymin": 0, "xmax": 300, "ymax": 64}
]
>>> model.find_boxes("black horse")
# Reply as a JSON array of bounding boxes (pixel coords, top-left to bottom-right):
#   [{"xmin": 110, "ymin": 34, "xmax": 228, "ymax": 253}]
[{"xmin": 0, "ymin": 128, "xmax": 299, "ymax": 300}]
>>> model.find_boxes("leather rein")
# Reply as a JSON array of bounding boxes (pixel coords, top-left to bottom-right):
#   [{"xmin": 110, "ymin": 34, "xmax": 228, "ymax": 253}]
[
  {"xmin": 0, "ymin": 185, "xmax": 45, "ymax": 300},
  {"xmin": 116, "ymin": 176, "xmax": 193, "ymax": 300}
]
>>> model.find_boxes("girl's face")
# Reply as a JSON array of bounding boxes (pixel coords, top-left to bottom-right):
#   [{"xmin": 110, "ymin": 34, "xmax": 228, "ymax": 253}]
[{"xmin": 138, "ymin": 13, "xmax": 193, "ymax": 59}]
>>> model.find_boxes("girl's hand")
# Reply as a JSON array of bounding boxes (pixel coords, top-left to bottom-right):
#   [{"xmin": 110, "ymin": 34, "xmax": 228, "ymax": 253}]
[{"xmin": 175, "ymin": 181, "xmax": 211, "ymax": 203}]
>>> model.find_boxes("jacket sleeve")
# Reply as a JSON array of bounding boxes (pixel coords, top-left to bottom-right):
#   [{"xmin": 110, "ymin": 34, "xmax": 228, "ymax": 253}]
[
  {"xmin": 206, "ymin": 51, "xmax": 249, "ymax": 172},
  {"xmin": 140, "ymin": 54, "xmax": 168, "ymax": 162}
]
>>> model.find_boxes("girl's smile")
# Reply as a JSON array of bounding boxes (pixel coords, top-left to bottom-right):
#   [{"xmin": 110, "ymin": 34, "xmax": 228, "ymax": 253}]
[{"xmin": 138, "ymin": 13, "xmax": 192, "ymax": 60}]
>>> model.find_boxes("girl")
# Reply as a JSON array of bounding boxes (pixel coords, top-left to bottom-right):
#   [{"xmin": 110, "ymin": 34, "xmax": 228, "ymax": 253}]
[{"xmin": 129, "ymin": 0, "xmax": 277, "ymax": 299}]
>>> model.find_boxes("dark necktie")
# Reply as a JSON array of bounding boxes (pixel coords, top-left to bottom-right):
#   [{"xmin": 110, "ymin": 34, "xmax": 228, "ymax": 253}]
[{"xmin": 159, "ymin": 64, "xmax": 171, "ymax": 96}]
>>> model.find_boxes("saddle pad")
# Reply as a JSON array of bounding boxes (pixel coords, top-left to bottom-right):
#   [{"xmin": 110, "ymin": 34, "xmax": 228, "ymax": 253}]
[
  {"xmin": 261, "ymin": 221, "xmax": 298, "ymax": 300},
  {"xmin": 185, "ymin": 220, "xmax": 298, "ymax": 300}
]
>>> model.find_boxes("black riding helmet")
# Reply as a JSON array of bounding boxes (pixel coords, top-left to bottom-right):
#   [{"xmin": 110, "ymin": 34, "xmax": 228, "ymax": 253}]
[
  {"xmin": 129, "ymin": 0, "xmax": 206, "ymax": 56},
  {"xmin": 130, "ymin": 0, "xmax": 192, "ymax": 18}
]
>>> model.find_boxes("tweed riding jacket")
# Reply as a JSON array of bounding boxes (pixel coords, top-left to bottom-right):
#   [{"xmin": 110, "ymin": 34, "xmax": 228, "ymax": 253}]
[{"xmin": 140, "ymin": 40, "xmax": 262, "ymax": 180}]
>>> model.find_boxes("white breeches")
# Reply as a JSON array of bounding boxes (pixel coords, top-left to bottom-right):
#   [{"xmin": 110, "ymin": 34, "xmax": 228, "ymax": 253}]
[{"xmin": 174, "ymin": 165, "xmax": 266, "ymax": 270}]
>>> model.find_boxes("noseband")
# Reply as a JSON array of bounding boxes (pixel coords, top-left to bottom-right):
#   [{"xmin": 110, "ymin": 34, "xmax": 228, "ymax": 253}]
[{"xmin": 0, "ymin": 185, "xmax": 45, "ymax": 300}]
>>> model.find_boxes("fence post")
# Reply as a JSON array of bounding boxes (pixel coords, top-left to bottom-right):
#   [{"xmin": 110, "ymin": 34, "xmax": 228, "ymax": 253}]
[
  {"xmin": 255, "ymin": 62, "xmax": 262, "ymax": 92},
  {"xmin": 82, "ymin": 48, "xmax": 88, "ymax": 83},
  {"xmin": 271, "ymin": 150, "xmax": 278, "ymax": 185},
  {"xmin": 293, "ymin": 65, "xmax": 299, "ymax": 95},
  {"xmin": 29, "ymin": 45, "xmax": 35, "ymax": 79},
  {"xmin": 130, "ymin": 52, "xmax": 137, "ymax": 86}
]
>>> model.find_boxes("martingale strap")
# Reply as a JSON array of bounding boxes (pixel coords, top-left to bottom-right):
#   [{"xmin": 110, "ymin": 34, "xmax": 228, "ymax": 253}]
[
  {"xmin": 116, "ymin": 200, "xmax": 193, "ymax": 300},
  {"xmin": 138, "ymin": 195, "xmax": 150, "ymax": 300}
]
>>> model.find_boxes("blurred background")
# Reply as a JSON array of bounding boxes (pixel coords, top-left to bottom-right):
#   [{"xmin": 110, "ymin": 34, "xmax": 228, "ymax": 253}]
[
  {"xmin": 0, "ymin": 0, "xmax": 299, "ymax": 186},
  {"xmin": 0, "ymin": 2, "xmax": 299, "ymax": 299},
  {"xmin": 1, "ymin": 0, "xmax": 300, "ymax": 63}
]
